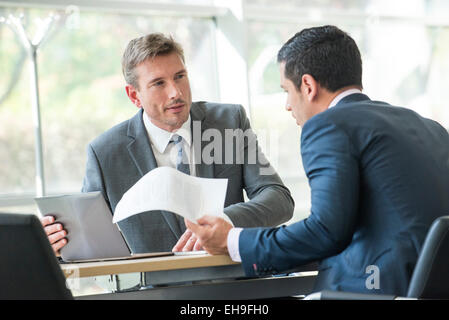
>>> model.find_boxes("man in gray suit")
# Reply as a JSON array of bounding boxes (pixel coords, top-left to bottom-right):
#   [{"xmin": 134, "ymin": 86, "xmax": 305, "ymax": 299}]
[{"xmin": 41, "ymin": 33, "xmax": 294, "ymax": 255}]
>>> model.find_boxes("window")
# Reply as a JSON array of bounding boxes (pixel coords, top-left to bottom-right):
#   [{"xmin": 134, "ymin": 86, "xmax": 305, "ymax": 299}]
[{"xmin": 0, "ymin": 4, "xmax": 217, "ymax": 213}]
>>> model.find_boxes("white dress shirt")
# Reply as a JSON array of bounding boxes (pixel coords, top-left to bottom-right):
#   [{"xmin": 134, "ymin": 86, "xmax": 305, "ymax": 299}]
[
  {"xmin": 142, "ymin": 111, "xmax": 195, "ymax": 176},
  {"xmin": 142, "ymin": 111, "xmax": 234, "ymax": 227},
  {"xmin": 227, "ymin": 88, "xmax": 363, "ymax": 262},
  {"xmin": 328, "ymin": 88, "xmax": 362, "ymax": 109}
]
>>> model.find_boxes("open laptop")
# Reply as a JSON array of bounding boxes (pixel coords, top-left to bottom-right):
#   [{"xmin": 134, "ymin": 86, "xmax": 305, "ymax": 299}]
[
  {"xmin": 35, "ymin": 192, "xmax": 173, "ymax": 262},
  {"xmin": 0, "ymin": 213, "xmax": 73, "ymax": 299}
]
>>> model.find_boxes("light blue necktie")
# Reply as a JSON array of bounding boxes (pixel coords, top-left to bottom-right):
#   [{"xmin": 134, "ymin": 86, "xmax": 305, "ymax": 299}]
[
  {"xmin": 171, "ymin": 134, "xmax": 190, "ymax": 176},
  {"xmin": 170, "ymin": 134, "xmax": 189, "ymax": 232}
]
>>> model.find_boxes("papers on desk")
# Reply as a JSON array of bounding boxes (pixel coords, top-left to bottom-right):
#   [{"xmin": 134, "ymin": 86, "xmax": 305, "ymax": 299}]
[{"xmin": 112, "ymin": 167, "xmax": 228, "ymax": 224}]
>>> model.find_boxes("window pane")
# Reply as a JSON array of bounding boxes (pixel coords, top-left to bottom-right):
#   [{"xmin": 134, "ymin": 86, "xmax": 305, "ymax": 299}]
[
  {"xmin": 245, "ymin": 0, "xmax": 449, "ymax": 15},
  {"xmin": 0, "ymin": 6, "xmax": 218, "ymax": 199},
  {"xmin": 0, "ymin": 19, "xmax": 35, "ymax": 195},
  {"xmin": 245, "ymin": 0, "xmax": 366, "ymax": 10},
  {"xmin": 248, "ymin": 21, "xmax": 310, "ymax": 224}
]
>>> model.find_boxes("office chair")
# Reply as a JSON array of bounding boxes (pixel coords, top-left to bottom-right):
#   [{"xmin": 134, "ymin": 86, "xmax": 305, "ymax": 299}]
[
  {"xmin": 406, "ymin": 215, "xmax": 449, "ymax": 299},
  {"xmin": 0, "ymin": 213, "xmax": 73, "ymax": 299},
  {"xmin": 304, "ymin": 215, "xmax": 449, "ymax": 300}
]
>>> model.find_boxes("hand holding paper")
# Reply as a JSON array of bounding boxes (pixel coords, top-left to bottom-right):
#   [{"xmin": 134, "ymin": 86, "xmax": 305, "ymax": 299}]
[
  {"xmin": 185, "ymin": 216, "xmax": 232, "ymax": 255},
  {"xmin": 112, "ymin": 167, "xmax": 228, "ymax": 224}
]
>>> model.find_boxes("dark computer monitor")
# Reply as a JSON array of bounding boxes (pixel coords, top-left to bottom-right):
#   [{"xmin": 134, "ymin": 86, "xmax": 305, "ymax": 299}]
[{"xmin": 0, "ymin": 213, "xmax": 73, "ymax": 299}]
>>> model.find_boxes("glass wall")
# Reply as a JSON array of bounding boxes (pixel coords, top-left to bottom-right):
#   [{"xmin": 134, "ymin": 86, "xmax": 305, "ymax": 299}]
[{"xmin": 0, "ymin": 5, "xmax": 217, "ymax": 213}]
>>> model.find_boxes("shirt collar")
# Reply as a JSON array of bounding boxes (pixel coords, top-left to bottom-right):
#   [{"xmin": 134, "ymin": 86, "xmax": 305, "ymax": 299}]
[
  {"xmin": 328, "ymin": 88, "xmax": 363, "ymax": 109},
  {"xmin": 143, "ymin": 112, "xmax": 192, "ymax": 154}
]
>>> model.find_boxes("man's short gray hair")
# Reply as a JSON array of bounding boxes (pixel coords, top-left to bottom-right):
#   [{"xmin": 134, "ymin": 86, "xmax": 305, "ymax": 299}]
[{"xmin": 121, "ymin": 33, "xmax": 185, "ymax": 89}]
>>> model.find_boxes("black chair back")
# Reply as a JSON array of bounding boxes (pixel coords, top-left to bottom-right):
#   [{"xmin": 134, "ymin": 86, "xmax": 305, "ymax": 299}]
[
  {"xmin": 0, "ymin": 213, "xmax": 73, "ymax": 299},
  {"xmin": 407, "ymin": 215, "xmax": 449, "ymax": 299}
]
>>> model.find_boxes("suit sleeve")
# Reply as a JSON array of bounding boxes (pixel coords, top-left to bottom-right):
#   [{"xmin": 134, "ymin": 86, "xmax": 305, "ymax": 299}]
[
  {"xmin": 238, "ymin": 117, "xmax": 360, "ymax": 276},
  {"xmin": 223, "ymin": 106, "xmax": 294, "ymax": 228}
]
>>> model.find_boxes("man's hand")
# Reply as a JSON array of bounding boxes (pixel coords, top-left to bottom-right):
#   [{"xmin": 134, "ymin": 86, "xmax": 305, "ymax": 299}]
[
  {"xmin": 185, "ymin": 216, "xmax": 232, "ymax": 255},
  {"xmin": 40, "ymin": 215, "xmax": 68, "ymax": 256},
  {"xmin": 172, "ymin": 229, "xmax": 203, "ymax": 252}
]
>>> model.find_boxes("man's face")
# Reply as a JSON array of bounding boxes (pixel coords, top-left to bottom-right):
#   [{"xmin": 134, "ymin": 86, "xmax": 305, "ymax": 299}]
[
  {"xmin": 279, "ymin": 62, "xmax": 308, "ymax": 127},
  {"xmin": 127, "ymin": 52, "xmax": 192, "ymax": 132}
]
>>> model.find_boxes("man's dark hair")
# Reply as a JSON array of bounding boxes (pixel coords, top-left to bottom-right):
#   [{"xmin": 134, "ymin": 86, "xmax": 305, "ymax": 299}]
[{"xmin": 277, "ymin": 25, "xmax": 363, "ymax": 92}]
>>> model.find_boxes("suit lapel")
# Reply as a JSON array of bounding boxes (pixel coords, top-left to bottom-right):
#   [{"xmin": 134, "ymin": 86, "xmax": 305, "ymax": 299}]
[
  {"xmin": 191, "ymin": 102, "xmax": 215, "ymax": 179},
  {"xmin": 126, "ymin": 109, "xmax": 158, "ymax": 176},
  {"xmin": 126, "ymin": 109, "xmax": 183, "ymax": 239}
]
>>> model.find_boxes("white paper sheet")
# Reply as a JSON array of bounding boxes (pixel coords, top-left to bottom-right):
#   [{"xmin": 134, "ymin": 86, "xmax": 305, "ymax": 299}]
[{"xmin": 112, "ymin": 167, "xmax": 228, "ymax": 224}]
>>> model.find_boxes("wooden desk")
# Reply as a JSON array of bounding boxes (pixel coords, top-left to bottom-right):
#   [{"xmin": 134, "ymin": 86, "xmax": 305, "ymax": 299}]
[
  {"xmin": 61, "ymin": 254, "xmax": 318, "ymax": 299},
  {"xmin": 61, "ymin": 253, "xmax": 246, "ymax": 289},
  {"xmin": 60, "ymin": 253, "xmax": 239, "ymax": 279}
]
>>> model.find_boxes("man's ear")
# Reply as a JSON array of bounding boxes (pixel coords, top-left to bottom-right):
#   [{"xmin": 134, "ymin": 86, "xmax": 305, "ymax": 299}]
[
  {"xmin": 125, "ymin": 84, "xmax": 142, "ymax": 109},
  {"xmin": 301, "ymin": 74, "xmax": 318, "ymax": 102}
]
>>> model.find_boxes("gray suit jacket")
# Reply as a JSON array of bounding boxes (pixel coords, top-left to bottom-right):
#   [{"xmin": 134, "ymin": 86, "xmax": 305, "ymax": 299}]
[{"xmin": 82, "ymin": 101, "xmax": 294, "ymax": 253}]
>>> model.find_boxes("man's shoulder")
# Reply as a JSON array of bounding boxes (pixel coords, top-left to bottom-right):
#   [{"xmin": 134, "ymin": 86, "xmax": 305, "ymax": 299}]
[
  {"xmin": 192, "ymin": 101, "xmax": 246, "ymax": 125},
  {"xmin": 193, "ymin": 101, "xmax": 243, "ymax": 114},
  {"xmin": 304, "ymin": 99, "xmax": 388, "ymax": 131}
]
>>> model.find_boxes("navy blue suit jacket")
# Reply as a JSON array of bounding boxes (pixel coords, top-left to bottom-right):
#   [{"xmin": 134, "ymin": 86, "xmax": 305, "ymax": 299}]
[{"xmin": 239, "ymin": 93, "xmax": 449, "ymax": 296}]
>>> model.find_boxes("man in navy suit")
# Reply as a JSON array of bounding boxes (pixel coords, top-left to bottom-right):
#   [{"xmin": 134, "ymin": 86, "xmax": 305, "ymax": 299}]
[{"xmin": 186, "ymin": 25, "xmax": 449, "ymax": 296}]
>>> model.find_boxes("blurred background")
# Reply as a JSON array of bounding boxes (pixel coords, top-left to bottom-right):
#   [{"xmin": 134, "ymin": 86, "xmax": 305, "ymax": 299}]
[{"xmin": 1, "ymin": 0, "xmax": 449, "ymax": 224}]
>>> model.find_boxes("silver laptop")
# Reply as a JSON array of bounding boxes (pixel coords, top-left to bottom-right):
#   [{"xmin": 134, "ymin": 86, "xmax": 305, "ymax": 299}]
[{"xmin": 35, "ymin": 191, "xmax": 172, "ymax": 262}]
